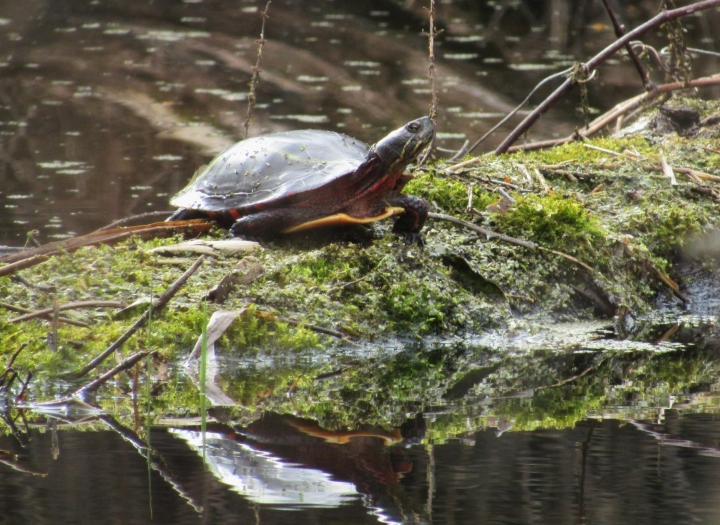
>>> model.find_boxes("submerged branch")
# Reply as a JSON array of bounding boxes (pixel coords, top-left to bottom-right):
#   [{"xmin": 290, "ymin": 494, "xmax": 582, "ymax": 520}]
[{"xmin": 77, "ymin": 350, "xmax": 151, "ymax": 394}]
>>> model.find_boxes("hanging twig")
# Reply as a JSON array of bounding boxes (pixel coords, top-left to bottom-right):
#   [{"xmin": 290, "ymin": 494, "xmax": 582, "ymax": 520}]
[
  {"xmin": 419, "ymin": 0, "xmax": 441, "ymax": 166},
  {"xmin": 425, "ymin": 0, "xmax": 440, "ymax": 122},
  {"xmin": 494, "ymin": 0, "xmax": 720, "ymax": 154},
  {"xmin": 243, "ymin": 1, "xmax": 271, "ymax": 139},
  {"xmin": 70, "ymin": 256, "xmax": 205, "ymax": 379}
]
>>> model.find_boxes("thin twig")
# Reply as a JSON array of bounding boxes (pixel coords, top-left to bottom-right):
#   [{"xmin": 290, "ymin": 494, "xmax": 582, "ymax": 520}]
[
  {"xmin": 9, "ymin": 301, "xmax": 125, "ymax": 324},
  {"xmin": 0, "ymin": 301, "xmax": 89, "ymax": 328},
  {"xmin": 254, "ymin": 310, "xmax": 349, "ymax": 340},
  {"xmin": 537, "ymin": 247, "xmax": 595, "ymax": 273},
  {"xmin": 70, "ymin": 256, "xmax": 205, "ymax": 379},
  {"xmin": 243, "ymin": 1, "xmax": 271, "ymax": 139},
  {"xmin": 425, "ymin": 0, "xmax": 439, "ymax": 122},
  {"xmin": 428, "ymin": 212, "xmax": 594, "ymax": 272},
  {"xmin": 675, "ymin": 167, "xmax": 720, "ymax": 183},
  {"xmin": 429, "ymin": 212, "xmax": 537, "ymax": 249},
  {"xmin": 419, "ymin": 0, "xmax": 441, "ymax": 166},
  {"xmin": 495, "ymin": 0, "xmax": 720, "ymax": 154},
  {"xmin": 0, "ymin": 221, "xmax": 212, "ymax": 277},
  {"xmin": 95, "ymin": 211, "xmax": 176, "ymax": 232},
  {"xmin": 460, "ymin": 68, "xmax": 572, "ymax": 157},
  {"xmin": 276, "ymin": 315, "xmax": 348, "ymax": 339}
]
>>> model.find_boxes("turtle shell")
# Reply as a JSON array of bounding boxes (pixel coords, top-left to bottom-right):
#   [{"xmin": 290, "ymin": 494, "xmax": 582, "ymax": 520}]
[{"xmin": 170, "ymin": 130, "xmax": 370, "ymax": 213}]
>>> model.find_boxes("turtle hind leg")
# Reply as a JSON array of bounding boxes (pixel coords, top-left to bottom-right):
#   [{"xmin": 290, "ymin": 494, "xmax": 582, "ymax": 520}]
[{"xmin": 229, "ymin": 208, "xmax": 321, "ymax": 238}]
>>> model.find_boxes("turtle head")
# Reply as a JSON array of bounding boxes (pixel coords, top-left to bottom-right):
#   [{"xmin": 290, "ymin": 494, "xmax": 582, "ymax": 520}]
[{"xmin": 371, "ymin": 117, "xmax": 435, "ymax": 173}]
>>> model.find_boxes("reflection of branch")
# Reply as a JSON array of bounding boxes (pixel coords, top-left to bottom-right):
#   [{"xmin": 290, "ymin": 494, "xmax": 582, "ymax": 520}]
[
  {"xmin": 97, "ymin": 414, "xmax": 204, "ymax": 514},
  {"xmin": 495, "ymin": 0, "xmax": 720, "ymax": 154},
  {"xmin": 76, "ymin": 350, "xmax": 151, "ymax": 395},
  {"xmin": 630, "ymin": 419, "xmax": 720, "ymax": 458}
]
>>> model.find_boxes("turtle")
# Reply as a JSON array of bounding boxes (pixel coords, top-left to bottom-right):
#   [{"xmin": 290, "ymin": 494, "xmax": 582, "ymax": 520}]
[{"xmin": 167, "ymin": 116, "xmax": 434, "ymax": 241}]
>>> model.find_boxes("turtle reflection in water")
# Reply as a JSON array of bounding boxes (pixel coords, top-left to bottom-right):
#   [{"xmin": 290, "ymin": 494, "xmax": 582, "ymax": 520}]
[{"xmin": 168, "ymin": 117, "xmax": 435, "ymax": 242}]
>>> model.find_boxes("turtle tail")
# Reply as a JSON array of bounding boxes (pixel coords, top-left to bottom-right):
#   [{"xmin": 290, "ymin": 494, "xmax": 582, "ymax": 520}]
[{"xmin": 166, "ymin": 209, "xmax": 236, "ymax": 227}]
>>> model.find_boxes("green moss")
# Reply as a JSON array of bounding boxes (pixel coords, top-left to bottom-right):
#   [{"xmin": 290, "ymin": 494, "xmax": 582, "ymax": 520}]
[
  {"xmin": 516, "ymin": 135, "xmax": 655, "ymax": 165},
  {"xmin": 495, "ymin": 193, "xmax": 606, "ymax": 254},
  {"xmin": 405, "ymin": 170, "xmax": 496, "ymax": 215},
  {"xmin": 626, "ymin": 200, "xmax": 706, "ymax": 258}
]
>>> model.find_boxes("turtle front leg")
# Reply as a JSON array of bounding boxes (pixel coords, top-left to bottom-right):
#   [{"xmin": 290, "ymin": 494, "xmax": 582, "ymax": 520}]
[{"xmin": 385, "ymin": 192, "xmax": 429, "ymax": 242}]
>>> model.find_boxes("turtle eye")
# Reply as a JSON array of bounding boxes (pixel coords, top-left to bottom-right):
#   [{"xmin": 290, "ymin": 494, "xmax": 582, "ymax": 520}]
[{"xmin": 407, "ymin": 121, "xmax": 422, "ymax": 133}]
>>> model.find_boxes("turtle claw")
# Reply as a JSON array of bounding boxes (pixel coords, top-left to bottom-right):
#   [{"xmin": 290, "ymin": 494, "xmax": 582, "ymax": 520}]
[{"xmin": 399, "ymin": 231, "xmax": 425, "ymax": 246}]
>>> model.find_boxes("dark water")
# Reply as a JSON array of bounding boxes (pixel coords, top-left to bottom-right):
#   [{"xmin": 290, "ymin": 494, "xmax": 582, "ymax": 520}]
[{"xmin": 3, "ymin": 415, "xmax": 720, "ymax": 524}]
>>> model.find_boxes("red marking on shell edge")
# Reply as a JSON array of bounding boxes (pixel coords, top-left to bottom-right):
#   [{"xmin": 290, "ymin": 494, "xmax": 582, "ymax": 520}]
[{"xmin": 228, "ymin": 209, "xmax": 241, "ymax": 220}]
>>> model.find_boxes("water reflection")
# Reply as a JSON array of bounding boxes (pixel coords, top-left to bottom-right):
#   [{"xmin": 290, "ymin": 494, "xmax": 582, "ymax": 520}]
[
  {"xmin": 3, "ymin": 413, "xmax": 720, "ymax": 524},
  {"xmin": 172, "ymin": 413, "xmax": 425, "ymax": 521}
]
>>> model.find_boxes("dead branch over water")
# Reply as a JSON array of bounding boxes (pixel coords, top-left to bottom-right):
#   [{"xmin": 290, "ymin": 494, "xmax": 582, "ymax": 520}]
[
  {"xmin": 600, "ymin": 0, "xmax": 654, "ymax": 92},
  {"xmin": 506, "ymin": 73, "xmax": 720, "ymax": 153},
  {"xmin": 0, "ymin": 220, "xmax": 212, "ymax": 278},
  {"xmin": 495, "ymin": 0, "xmax": 720, "ymax": 154}
]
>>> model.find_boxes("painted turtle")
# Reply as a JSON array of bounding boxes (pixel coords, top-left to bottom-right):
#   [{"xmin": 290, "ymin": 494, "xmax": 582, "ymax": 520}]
[{"xmin": 168, "ymin": 117, "xmax": 434, "ymax": 240}]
